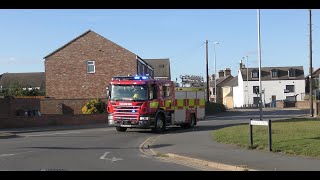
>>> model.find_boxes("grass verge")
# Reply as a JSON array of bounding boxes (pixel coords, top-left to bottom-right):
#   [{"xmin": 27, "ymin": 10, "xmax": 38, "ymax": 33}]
[{"xmin": 212, "ymin": 118, "xmax": 320, "ymax": 158}]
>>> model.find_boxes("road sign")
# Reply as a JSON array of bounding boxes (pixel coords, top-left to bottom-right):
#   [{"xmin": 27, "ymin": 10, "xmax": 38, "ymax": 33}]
[
  {"xmin": 249, "ymin": 119, "xmax": 272, "ymax": 151},
  {"xmin": 250, "ymin": 120, "xmax": 268, "ymax": 126}
]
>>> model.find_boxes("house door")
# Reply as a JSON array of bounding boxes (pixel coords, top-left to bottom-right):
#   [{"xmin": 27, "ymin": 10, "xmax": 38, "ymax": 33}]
[
  {"xmin": 272, "ymin": 95, "xmax": 276, "ymax": 107},
  {"xmin": 253, "ymin": 97, "xmax": 259, "ymax": 107}
]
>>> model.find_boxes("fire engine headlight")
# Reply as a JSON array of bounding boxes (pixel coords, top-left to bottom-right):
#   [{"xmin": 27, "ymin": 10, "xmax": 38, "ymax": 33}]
[
  {"xmin": 140, "ymin": 117, "xmax": 149, "ymax": 120},
  {"xmin": 108, "ymin": 115, "xmax": 113, "ymax": 120}
]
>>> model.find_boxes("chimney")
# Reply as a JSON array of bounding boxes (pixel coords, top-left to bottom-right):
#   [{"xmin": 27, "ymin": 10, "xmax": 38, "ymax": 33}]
[
  {"xmin": 218, "ymin": 70, "xmax": 224, "ymax": 78},
  {"xmin": 211, "ymin": 74, "xmax": 215, "ymax": 81},
  {"xmin": 224, "ymin": 68, "xmax": 231, "ymax": 77}
]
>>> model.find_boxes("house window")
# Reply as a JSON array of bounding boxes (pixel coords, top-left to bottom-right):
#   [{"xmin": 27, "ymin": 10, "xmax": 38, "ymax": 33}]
[
  {"xmin": 252, "ymin": 70, "xmax": 258, "ymax": 78},
  {"xmin": 286, "ymin": 85, "xmax": 295, "ymax": 92},
  {"xmin": 271, "ymin": 69, "xmax": 278, "ymax": 78},
  {"xmin": 253, "ymin": 86, "xmax": 259, "ymax": 94},
  {"xmin": 288, "ymin": 68, "xmax": 296, "ymax": 77},
  {"xmin": 87, "ymin": 61, "xmax": 95, "ymax": 73},
  {"xmin": 286, "ymin": 96, "xmax": 296, "ymax": 102}
]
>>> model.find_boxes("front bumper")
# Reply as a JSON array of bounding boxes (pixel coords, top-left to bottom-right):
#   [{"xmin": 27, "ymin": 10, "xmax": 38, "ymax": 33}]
[{"xmin": 108, "ymin": 115, "xmax": 155, "ymax": 129}]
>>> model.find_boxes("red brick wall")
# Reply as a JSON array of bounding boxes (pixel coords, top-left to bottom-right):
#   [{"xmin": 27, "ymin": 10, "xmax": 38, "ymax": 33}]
[
  {"xmin": 0, "ymin": 97, "xmax": 40, "ymax": 117},
  {"xmin": 40, "ymin": 98, "xmax": 108, "ymax": 115},
  {"xmin": 0, "ymin": 114, "xmax": 107, "ymax": 128},
  {"xmin": 45, "ymin": 31, "xmax": 137, "ymax": 99},
  {"xmin": 12, "ymin": 98, "xmax": 40, "ymax": 112},
  {"xmin": 0, "ymin": 98, "xmax": 10, "ymax": 117}
]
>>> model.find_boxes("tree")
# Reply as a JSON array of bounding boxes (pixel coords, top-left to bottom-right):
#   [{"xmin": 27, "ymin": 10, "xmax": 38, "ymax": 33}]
[{"xmin": 8, "ymin": 81, "xmax": 24, "ymax": 96}]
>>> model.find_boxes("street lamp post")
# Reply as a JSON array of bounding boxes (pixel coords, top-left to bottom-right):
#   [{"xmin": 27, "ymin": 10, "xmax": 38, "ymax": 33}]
[
  {"xmin": 257, "ymin": 9, "xmax": 263, "ymax": 120},
  {"xmin": 214, "ymin": 42, "xmax": 219, "ymax": 103},
  {"xmin": 243, "ymin": 56, "xmax": 249, "ymax": 107}
]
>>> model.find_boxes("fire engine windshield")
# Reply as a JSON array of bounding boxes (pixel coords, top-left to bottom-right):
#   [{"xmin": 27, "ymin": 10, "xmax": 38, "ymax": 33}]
[{"xmin": 110, "ymin": 85, "xmax": 148, "ymax": 101}]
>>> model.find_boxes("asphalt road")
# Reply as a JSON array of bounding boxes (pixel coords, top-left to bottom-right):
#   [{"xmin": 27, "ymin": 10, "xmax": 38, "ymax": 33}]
[
  {"xmin": 0, "ymin": 126, "xmax": 208, "ymax": 171},
  {"xmin": 0, "ymin": 108, "xmax": 309, "ymax": 171}
]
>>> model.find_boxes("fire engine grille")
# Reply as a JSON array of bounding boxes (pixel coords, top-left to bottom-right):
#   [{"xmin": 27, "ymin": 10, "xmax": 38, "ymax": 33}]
[{"xmin": 113, "ymin": 105, "xmax": 140, "ymax": 121}]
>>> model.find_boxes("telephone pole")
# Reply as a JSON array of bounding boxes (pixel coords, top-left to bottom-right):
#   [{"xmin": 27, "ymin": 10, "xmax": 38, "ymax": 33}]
[
  {"xmin": 206, "ymin": 40, "xmax": 209, "ymax": 103},
  {"xmin": 309, "ymin": 9, "xmax": 314, "ymax": 117}
]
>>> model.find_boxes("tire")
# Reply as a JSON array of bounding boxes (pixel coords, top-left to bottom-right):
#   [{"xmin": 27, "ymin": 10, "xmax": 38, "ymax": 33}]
[
  {"xmin": 152, "ymin": 114, "xmax": 165, "ymax": 133},
  {"xmin": 116, "ymin": 126, "xmax": 127, "ymax": 132},
  {"xmin": 182, "ymin": 114, "xmax": 196, "ymax": 129},
  {"xmin": 189, "ymin": 114, "xmax": 196, "ymax": 128}
]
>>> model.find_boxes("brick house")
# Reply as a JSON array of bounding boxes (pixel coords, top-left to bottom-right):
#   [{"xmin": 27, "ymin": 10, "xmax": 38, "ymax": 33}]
[
  {"xmin": 44, "ymin": 30, "xmax": 154, "ymax": 99},
  {"xmin": 209, "ymin": 68, "xmax": 234, "ymax": 103}
]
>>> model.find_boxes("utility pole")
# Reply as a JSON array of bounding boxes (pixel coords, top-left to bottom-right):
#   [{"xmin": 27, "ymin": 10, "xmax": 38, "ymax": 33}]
[
  {"xmin": 206, "ymin": 40, "xmax": 209, "ymax": 103},
  {"xmin": 257, "ymin": 9, "xmax": 263, "ymax": 120},
  {"xmin": 309, "ymin": 9, "xmax": 314, "ymax": 117},
  {"xmin": 213, "ymin": 42, "xmax": 219, "ymax": 103}
]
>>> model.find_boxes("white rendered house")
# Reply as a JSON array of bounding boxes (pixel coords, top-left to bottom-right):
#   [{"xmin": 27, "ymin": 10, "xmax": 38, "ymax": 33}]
[{"xmin": 233, "ymin": 64, "xmax": 305, "ymax": 108}]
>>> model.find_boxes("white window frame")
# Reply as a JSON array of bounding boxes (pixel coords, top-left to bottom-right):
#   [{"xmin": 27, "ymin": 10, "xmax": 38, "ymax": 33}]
[
  {"xmin": 288, "ymin": 69, "xmax": 296, "ymax": 78},
  {"xmin": 252, "ymin": 70, "xmax": 258, "ymax": 78},
  {"xmin": 271, "ymin": 69, "xmax": 278, "ymax": 78},
  {"xmin": 87, "ymin": 61, "xmax": 95, "ymax": 73}
]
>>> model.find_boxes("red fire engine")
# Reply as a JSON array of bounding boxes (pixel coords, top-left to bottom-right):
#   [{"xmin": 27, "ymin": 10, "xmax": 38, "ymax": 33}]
[{"xmin": 107, "ymin": 75, "xmax": 205, "ymax": 133}]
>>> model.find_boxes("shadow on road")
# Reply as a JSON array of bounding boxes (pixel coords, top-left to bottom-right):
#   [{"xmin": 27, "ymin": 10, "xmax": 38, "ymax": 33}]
[
  {"xmin": 125, "ymin": 122, "xmax": 247, "ymax": 135},
  {"xmin": 21, "ymin": 144, "xmax": 174, "ymax": 150}
]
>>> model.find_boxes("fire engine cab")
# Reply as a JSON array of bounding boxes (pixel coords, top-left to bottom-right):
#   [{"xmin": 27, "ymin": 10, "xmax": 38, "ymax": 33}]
[{"xmin": 107, "ymin": 75, "xmax": 205, "ymax": 133}]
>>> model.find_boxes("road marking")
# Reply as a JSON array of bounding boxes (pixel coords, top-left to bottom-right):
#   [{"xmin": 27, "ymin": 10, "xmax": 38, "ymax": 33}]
[
  {"xmin": 23, "ymin": 129, "xmax": 115, "ymax": 137},
  {"xmin": 0, "ymin": 150, "xmax": 47, "ymax": 158},
  {"xmin": 0, "ymin": 154, "xmax": 15, "ymax": 157},
  {"xmin": 100, "ymin": 152, "xmax": 123, "ymax": 162},
  {"xmin": 24, "ymin": 131, "xmax": 82, "ymax": 137}
]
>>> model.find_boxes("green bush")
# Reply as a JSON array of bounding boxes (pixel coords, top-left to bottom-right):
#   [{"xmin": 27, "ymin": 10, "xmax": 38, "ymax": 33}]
[
  {"xmin": 82, "ymin": 98, "xmax": 106, "ymax": 114},
  {"xmin": 205, "ymin": 102, "xmax": 226, "ymax": 115}
]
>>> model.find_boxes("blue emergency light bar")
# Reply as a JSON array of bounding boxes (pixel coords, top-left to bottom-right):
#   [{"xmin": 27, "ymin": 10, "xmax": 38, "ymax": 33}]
[
  {"xmin": 134, "ymin": 76, "xmax": 148, "ymax": 80},
  {"xmin": 112, "ymin": 75, "xmax": 150, "ymax": 80}
]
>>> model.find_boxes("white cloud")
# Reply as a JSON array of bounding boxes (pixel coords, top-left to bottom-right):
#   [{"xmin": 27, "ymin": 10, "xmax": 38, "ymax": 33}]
[{"xmin": 0, "ymin": 57, "xmax": 42, "ymax": 65}]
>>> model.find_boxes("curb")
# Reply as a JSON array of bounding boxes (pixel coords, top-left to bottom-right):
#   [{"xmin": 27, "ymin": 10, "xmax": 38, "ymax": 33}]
[
  {"xmin": 164, "ymin": 153, "xmax": 256, "ymax": 171},
  {"xmin": 139, "ymin": 135, "xmax": 257, "ymax": 171}
]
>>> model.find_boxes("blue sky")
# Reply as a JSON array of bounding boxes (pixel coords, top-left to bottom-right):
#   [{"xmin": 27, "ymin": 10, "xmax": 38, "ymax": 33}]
[{"xmin": 0, "ymin": 9, "xmax": 319, "ymax": 82}]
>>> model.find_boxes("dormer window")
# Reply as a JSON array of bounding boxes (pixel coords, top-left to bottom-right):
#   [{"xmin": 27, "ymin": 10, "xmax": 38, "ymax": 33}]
[
  {"xmin": 288, "ymin": 68, "xmax": 296, "ymax": 77},
  {"xmin": 251, "ymin": 69, "xmax": 259, "ymax": 78},
  {"xmin": 271, "ymin": 69, "xmax": 278, "ymax": 78}
]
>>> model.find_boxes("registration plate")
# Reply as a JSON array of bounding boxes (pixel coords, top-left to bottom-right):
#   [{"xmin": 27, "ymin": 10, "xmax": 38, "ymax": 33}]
[{"xmin": 121, "ymin": 125, "xmax": 132, "ymax": 127}]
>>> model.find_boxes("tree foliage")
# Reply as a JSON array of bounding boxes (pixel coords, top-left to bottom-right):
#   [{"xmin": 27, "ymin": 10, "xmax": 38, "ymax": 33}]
[
  {"xmin": 82, "ymin": 98, "xmax": 106, "ymax": 114},
  {"xmin": 0, "ymin": 81, "xmax": 45, "ymax": 96}
]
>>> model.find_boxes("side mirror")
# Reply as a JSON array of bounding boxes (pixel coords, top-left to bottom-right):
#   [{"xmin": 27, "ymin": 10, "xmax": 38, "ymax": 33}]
[{"xmin": 106, "ymin": 86, "xmax": 110, "ymax": 99}]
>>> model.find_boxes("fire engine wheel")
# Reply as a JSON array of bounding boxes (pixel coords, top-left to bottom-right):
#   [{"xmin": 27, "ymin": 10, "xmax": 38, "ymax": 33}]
[
  {"xmin": 116, "ymin": 127, "xmax": 127, "ymax": 132},
  {"xmin": 189, "ymin": 114, "xmax": 196, "ymax": 128},
  {"xmin": 181, "ymin": 114, "xmax": 196, "ymax": 129},
  {"xmin": 152, "ymin": 114, "xmax": 165, "ymax": 133}
]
